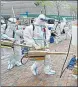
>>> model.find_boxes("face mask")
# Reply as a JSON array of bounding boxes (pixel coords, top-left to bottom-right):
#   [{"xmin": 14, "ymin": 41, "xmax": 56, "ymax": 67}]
[{"xmin": 38, "ymin": 19, "xmax": 46, "ymax": 26}]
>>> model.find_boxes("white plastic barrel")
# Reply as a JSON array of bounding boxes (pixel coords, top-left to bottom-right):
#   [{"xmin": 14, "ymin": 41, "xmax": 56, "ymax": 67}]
[{"xmin": 72, "ymin": 24, "xmax": 77, "ymax": 46}]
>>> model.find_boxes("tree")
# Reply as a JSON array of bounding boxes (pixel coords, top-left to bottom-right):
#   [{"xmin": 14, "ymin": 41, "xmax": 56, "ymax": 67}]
[
  {"xmin": 34, "ymin": 0, "xmax": 53, "ymax": 15},
  {"xmin": 34, "ymin": 1, "xmax": 77, "ymax": 20},
  {"xmin": 53, "ymin": 1, "xmax": 77, "ymax": 21},
  {"xmin": 55, "ymin": 1, "xmax": 61, "ymax": 21},
  {"xmin": 69, "ymin": 4, "xmax": 77, "ymax": 20},
  {"xmin": 62, "ymin": 1, "xmax": 77, "ymax": 20}
]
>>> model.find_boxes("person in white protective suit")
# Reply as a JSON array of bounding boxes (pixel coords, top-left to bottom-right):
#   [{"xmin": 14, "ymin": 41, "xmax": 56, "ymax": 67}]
[
  {"xmin": 23, "ymin": 14, "xmax": 56, "ymax": 75},
  {"xmin": 1, "ymin": 18, "xmax": 22, "ymax": 70},
  {"xmin": 1, "ymin": 18, "xmax": 16, "ymax": 56},
  {"xmin": 60, "ymin": 18, "xmax": 67, "ymax": 33},
  {"xmin": 1, "ymin": 19, "xmax": 6, "ymax": 34},
  {"xmin": 61, "ymin": 18, "xmax": 72, "ymax": 39},
  {"xmin": 1, "ymin": 19, "xmax": 7, "ymax": 56},
  {"xmin": 54, "ymin": 18, "xmax": 68, "ymax": 44}
]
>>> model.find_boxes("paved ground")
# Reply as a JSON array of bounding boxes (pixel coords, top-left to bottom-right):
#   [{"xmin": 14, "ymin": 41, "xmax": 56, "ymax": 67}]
[{"xmin": 1, "ymin": 39, "xmax": 77, "ymax": 86}]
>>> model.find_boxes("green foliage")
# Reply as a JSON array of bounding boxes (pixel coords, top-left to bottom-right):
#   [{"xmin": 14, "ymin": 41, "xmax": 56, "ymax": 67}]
[{"xmin": 34, "ymin": 0, "xmax": 53, "ymax": 7}]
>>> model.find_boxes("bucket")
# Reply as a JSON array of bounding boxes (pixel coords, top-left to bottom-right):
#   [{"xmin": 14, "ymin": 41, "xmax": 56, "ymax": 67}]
[
  {"xmin": 50, "ymin": 36, "xmax": 54, "ymax": 43},
  {"xmin": 72, "ymin": 24, "xmax": 77, "ymax": 46}
]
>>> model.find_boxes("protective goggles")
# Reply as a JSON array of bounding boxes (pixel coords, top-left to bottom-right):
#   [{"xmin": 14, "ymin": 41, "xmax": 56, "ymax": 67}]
[{"xmin": 40, "ymin": 18, "xmax": 47, "ymax": 21}]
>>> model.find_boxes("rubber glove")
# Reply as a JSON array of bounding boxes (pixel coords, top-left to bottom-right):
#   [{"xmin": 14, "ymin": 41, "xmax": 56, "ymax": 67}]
[
  {"xmin": 34, "ymin": 45, "xmax": 41, "ymax": 50},
  {"xmin": 1, "ymin": 34, "xmax": 15, "ymax": 42}
]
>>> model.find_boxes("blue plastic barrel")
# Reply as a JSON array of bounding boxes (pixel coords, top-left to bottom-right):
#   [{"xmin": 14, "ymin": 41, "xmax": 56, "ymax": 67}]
[{"xmin": 50, "ymin": 36, "xmax": 54, "ymax": 43}]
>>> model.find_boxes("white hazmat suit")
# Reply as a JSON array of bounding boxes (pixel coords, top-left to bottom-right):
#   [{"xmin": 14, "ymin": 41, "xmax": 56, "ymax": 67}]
[
  {"xmin": 1, "ymin": 18, "xmax": 22, "ymax": 69},
  {"xmin": 54, "ymin": 18, "xmax": 68, "ymax": 43},
  {"xmin": 23, "ymin": 14, "xmax": 56, "ymax": 75}
]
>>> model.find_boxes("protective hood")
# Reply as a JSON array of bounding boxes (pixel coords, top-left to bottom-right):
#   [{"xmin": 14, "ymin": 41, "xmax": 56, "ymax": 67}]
[
  {"xmin": 34, "ymin": 14, "xmax": 47, "ymax": 26},
  {"xmin": 63, "ymin": 18, "xmax": 67, "ymax": 22},
  {"xmin": 38, "ymin": 14, "xmax": 46, "ymax": 20}
]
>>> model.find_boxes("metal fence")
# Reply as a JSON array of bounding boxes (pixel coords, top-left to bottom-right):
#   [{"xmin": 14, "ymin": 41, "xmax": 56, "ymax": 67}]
[{"xmin": 20, "ymin": 13, "xmax": 77, "ymax": 21}]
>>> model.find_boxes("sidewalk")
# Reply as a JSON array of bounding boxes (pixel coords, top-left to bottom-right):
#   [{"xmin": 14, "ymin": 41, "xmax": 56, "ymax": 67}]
[{"xmin": 1, "ymin": 40, "xmax": 77, "ymax": 86}]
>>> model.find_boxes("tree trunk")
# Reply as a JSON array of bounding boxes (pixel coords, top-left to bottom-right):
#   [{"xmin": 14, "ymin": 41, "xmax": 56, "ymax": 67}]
[
  {"xmin": 44, "ymin": 5, "xmax": 46, "ymax": 15},
  {"xmin": 57, "ymin": 8, "xmax": 60, "ymax": 21},
  {"xmin": 56, "ymin": 1, "xmax": 60, "ymax": 21}
]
